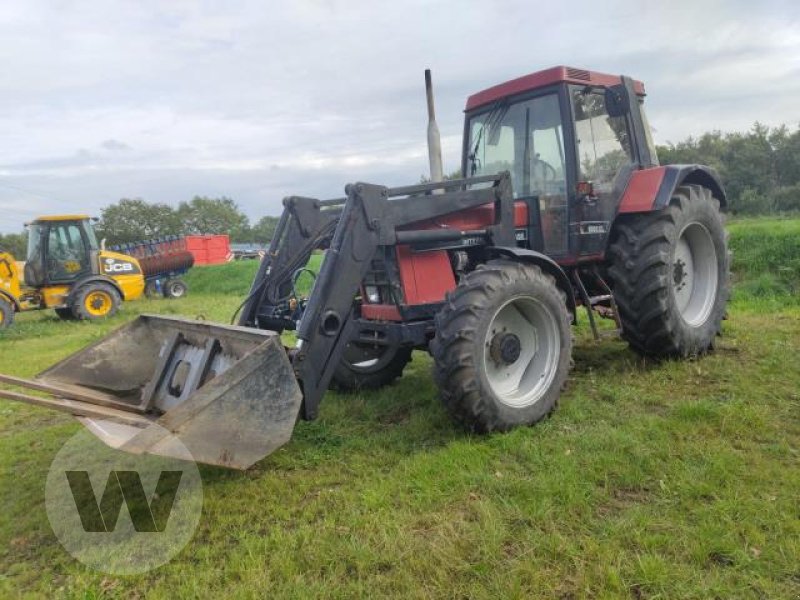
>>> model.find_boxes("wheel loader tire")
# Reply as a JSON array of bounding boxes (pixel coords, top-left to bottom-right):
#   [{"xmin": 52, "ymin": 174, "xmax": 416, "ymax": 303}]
[
  {"xmin": 607, "ymin": 184, "xmax": 730, "ymax": 357},
  {"xmin": 430, "ymin": 260, "xmax": 572, "ymax": 432},
  {"xmin": 55, "ymin": 307, "xmax": 75, "ymax": 320},
  {"xmin": 164, "ymin": 278, "xmax": 188, "ymax": 299},
  {"xmin": 0, "ymin": 297, "xmax": 14, "ymax": 330},
  {"xmin": 331, "ymin": 343, "xmax": 412, "ymax": 392},
  {"xmin": 71, "ymin": 282, "xmax": 121, "ymax": 320}
]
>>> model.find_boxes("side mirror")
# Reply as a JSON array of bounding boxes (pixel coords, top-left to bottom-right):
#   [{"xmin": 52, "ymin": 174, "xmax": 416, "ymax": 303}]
[{"xmin": 605, "ymin": 84, "xmax": 629, "ymax": 118}]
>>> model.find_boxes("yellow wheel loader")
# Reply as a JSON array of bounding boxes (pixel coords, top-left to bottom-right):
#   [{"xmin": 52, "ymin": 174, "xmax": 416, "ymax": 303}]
[{"xmin": 0, "ymin": 215, "xmax": 144, "ymax": 329}]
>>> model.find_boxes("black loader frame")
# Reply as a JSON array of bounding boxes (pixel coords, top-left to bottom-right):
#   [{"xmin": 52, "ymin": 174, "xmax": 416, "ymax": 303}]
[{"xmin": 238, "ymin": 172, "xmax": 573, "ymax": 420}]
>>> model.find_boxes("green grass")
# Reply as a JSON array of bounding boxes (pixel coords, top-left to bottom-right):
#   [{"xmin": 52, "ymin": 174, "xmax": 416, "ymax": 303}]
[
  {"xmin": 1, "ymin": 222, "xmax": 799, "ymax": 598},
  {"xmin": 728, "ymin": 217, "xmax": 800, "ymax": 305}
]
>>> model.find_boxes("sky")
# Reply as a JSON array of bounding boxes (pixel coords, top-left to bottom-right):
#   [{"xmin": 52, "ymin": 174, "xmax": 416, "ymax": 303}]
[{"xmin": 1, "ymin": 0, "xmax": 799, "ymax": 232}]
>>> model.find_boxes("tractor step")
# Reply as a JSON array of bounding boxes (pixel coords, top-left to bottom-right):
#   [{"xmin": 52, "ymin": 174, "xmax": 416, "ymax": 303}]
[{"xmin": 0, "ymin": 315, "xmax": 302, "ymax": 469}]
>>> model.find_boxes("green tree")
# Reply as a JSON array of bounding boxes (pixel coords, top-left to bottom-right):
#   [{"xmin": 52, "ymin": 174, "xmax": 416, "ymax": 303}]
[
  {"xmin": 0, "ymin": 232, "xmax": 28, "ymax": 258},
  {"xmin": 177, "ymin": 196, "xmax": 249, "ymax": 240},
  {"xmin": 96, "ymin": 198, "xmax": 181, "ymax": 244},
  {"xmin": 657, "ymin": 122, "xmax": 800, "ymax": 215},
  {"xmin": 250, "ymin": 216, "xmax": 280, "ymax": 244}
]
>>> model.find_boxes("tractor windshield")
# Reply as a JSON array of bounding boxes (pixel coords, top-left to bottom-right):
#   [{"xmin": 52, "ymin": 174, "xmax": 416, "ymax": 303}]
[
  {"xmin": 466, "ymin": 93, "xmax": 569, "ymax": 254},
  {"xmin": 466, "ymin": 93, "xmax": 566, "ymax": 199}
]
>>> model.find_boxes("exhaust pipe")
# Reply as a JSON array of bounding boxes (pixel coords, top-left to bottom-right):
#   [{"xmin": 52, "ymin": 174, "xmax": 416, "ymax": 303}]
[{"xmin": 425, "ymin": 68, "xmax": 444, "ymax": 192}]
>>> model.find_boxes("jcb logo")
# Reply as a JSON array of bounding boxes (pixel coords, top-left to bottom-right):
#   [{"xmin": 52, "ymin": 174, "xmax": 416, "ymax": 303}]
[{"xmin": 104, "ymin": 261, "xmax": 134, "ymax": 273}]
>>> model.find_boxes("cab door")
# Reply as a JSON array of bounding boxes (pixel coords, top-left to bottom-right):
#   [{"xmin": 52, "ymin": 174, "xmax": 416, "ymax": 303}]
[
  {"xmin": 44, "ymin": 221, "xmax": 93, "ymax": 284},
  {"xmin": 569, "ymin": 86, "xmax": 635, "ymax": 256}
]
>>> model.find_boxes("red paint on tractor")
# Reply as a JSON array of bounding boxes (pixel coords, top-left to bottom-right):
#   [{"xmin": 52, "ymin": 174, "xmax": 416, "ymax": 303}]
[
  {"xmin": 618, "ymin": 167, "xmax": 666, "ymax": 213},
  {"xmin": 360, "ymin": 200, "xmax": 532, "ymax": 320},
  {"xmin": 403, "ymin": 201, "xmax": 529, "ymax": 232},
  {"xmin": 466, "ymin": 66, "xmax": 646, "ymax": 111},
  {"xmin": 361, "ymin": 304, "xmax": 402, "ymax": 321},
  {"xmin": 396, "ymin": 246, "xmax": 456, "ymax": 304},
  {"xmin": 392, "ymin": 201, "xmax": 530, "ymax": 307}
]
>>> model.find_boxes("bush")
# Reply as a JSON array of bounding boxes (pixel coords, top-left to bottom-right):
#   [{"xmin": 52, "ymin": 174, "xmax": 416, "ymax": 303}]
[
  {"xmin": 771, "ymin": 184, "xmax": 800, "ymax": 213},
  {"xmin": 733, "ymin": 188, "xmax": 773, "ymax": 215}
]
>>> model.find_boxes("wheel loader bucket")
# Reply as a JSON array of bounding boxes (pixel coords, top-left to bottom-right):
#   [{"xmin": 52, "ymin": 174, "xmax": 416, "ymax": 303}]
[{"xmin": 0, "ymin": 315, "xmax": 302, "ymax": 469}]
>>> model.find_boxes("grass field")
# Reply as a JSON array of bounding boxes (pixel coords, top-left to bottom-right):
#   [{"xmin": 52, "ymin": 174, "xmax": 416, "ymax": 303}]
[{"xmin": 1, "ymin": 219, "xmax": 799, "ymax": 598}]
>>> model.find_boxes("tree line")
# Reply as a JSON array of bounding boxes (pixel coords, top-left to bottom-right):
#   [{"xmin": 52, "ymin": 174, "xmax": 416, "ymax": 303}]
[
  {"xmin": 2, "ymin": 122, "xmax": 798, "ymax": 258},
  {"xmin": 656, "ymin": 123, "xmax": 800, "ymax": 215},
  {"xmin": 0, "ymin": 196, "xmax": 280, "ymax": 258}
]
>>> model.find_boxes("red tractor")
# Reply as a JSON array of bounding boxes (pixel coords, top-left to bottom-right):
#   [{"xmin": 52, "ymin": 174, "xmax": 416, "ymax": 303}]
[
  {"xmin": 238, "ymin": 65, "xmax": 729, "ymax": 433},
  {"xmin": 0, "ymin": 66, "xmax": 730, "ymax": 468}
]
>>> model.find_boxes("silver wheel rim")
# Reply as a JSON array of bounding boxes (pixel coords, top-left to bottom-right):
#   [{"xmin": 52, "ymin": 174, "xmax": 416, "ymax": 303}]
[
  {"xmin": 170, "ymin": 283, "xmax": 185, "ymax": 297},
  {"xmin": 483, "ymin": 295, "xmax": 560, "ymax": 408},
  {"xmin": 672, "ymin": 222, "xmax": 718, "ymax": 327}
]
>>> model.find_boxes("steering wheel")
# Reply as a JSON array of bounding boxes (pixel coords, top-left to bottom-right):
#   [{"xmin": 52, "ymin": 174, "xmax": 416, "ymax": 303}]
[{"xmin": 531, "ymin": 157, "xmax": 557, "ymax": 181}]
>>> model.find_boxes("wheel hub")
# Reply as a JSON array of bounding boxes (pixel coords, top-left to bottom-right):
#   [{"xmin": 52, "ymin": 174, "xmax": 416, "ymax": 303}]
[
  {"xmin": 673, "ymin": 222, "xmax": 718, "ymax": 327},
  {"xmin": 490, "ymin": 332, "xmax": 521, "ymax": 365},
  {"xmin": 673, "ymin": 258, "xmax": 687, "ymax": 290},
  {"xmin": 483, "ymin": 295, "xmax": 560, "ymax": 409}
]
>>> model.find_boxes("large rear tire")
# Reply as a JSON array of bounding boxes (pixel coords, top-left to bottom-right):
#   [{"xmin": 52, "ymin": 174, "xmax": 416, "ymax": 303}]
[
  {"xmin": 431, "ymin": 260, "xmax": 572, "ymax": 432},
  {"xmin": 0, "ymin": 297, "xmax": 14, "ymax": 330},
  {"xmin": 607, "ymin": 184, "xmax": 729, "ymax": 357},
  {"xmin": 331, "ymin": 343, "xmax": 412, "ymax": 392}
]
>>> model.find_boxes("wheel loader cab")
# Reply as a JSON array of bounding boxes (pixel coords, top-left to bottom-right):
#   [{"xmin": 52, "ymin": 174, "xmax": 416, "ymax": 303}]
[
  {"xmin": 463, "ymin": 66, "xmax": 658, "ymax": 261},
  {"xmin": 24, "ymin": 216, "xmax": 97, "ymax": 287},
  {"xmin": 22, "ymin": 215, "xmax": 145, "ymax": 314}
]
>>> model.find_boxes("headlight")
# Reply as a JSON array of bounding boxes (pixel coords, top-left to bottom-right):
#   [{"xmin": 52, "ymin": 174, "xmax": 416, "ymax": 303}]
[{"xmin": 365, "ymin": 285, "xmax": 381, "ymax": 304}]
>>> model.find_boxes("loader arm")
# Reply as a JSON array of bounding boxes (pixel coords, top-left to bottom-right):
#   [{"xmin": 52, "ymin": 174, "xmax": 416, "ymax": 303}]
[{"xmin": 241, "ymin": 173, "xmax": 516, "ymax": 420}]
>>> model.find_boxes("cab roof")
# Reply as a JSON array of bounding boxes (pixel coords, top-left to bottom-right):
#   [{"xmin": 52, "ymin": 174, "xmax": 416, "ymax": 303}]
[
  {"xmin": 465, "ymin": 66, "xmax": 646, "ymax": 112},
  {"xmin": 31, "ymin": 215, "xmax": 91, "ymax": 222}
]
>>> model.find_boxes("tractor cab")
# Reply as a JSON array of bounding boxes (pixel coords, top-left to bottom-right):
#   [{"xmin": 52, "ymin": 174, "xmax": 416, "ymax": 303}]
[
  {"xmin": 463, "ymin": 66, "xmax": 659, "ymax": 260},
  {"xmin": 24, "ymin": 215, "xmax": 99, "ymax": 287}
]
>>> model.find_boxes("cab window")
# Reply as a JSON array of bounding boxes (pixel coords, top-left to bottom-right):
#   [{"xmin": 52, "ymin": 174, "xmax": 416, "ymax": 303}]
[
  {"xmin": 46, "ymin": 222, "xmax": 90, "ymax": 282},
  {"xmin": 572, "ymin": 89, "xmax": 633, "ymax": 193}
]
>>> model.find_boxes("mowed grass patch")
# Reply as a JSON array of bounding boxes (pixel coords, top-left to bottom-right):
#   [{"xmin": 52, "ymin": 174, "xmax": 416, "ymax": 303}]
[{"xmin": 1, "ymin": 224, "xmax": 799, "ymax": 597}]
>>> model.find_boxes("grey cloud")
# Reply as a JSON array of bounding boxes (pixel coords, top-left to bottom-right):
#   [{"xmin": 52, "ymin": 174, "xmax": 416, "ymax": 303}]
[{"xmin": 0, "ymin": 0, "xmax": 798, "ymax": 231}]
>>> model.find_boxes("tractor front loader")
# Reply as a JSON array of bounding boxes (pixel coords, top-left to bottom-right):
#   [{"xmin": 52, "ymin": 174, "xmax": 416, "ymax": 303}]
[{"xmin": 0, "ymin": 67, "xmax": 730, "ymax": 470}]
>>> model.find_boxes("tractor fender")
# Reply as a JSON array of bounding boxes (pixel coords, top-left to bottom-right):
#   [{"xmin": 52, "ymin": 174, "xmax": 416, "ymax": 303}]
[
  {"xmin": 486, "ymin": 246, "xmax": 577, "ymax": 319},
  {"xmin": 0, "ymin": 290, "xmax": 19, "ymax": 311},
  {"xmin": 67, "ymin": 275, "xmax": 124, "ymax": 305},
  {"xmin": 618, "ymin": 164, "xmax": 726, "ymax": 214}
]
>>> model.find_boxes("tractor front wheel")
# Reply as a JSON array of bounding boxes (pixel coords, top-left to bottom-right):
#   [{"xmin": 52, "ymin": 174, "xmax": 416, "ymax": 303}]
[
  {"xmin": 431, "ymin": 260, "xmax": 573, "ymax": 432},
  {"xmin": 331, "ymin": 343, "xmax": 412, "ymax": 392},
  {"xmin": 71, "ymin": 283, "xmax": 121, "ymax": 320},
  {"xmin": 607, "ymin": 184, "xmax": 729, "ymax": 357}
]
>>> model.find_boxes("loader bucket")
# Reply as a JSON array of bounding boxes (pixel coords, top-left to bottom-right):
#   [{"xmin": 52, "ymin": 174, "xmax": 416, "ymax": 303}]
[{"xmin": 0, "ymin": 315, "xmax": 302, "ymax": 469}]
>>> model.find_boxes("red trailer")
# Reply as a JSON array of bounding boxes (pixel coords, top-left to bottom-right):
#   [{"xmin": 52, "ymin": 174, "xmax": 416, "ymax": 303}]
[{"xmin": 185, "ymin": 234, "xmax": 233, "ymax": 266}]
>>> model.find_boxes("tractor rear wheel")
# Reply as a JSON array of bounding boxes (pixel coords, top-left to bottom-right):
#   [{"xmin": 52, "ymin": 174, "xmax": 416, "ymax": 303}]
[
  {"xmin": 331, "ymin": 343, "xmax": 412, "ymax": 392},
  {"xmin": 71, "ymin": 282, "xmax": 121, "ymax": 320},
  {"xmin": 431, "ymin": 260, "xmax": 572, "ymax": 432},
  {"xmin": 0, "ymin": 297, "xmax": 14, "ymax": 329},
  {"xmin": 607, "ymin": 184, "xmax": 729, "ymax": 357}
]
